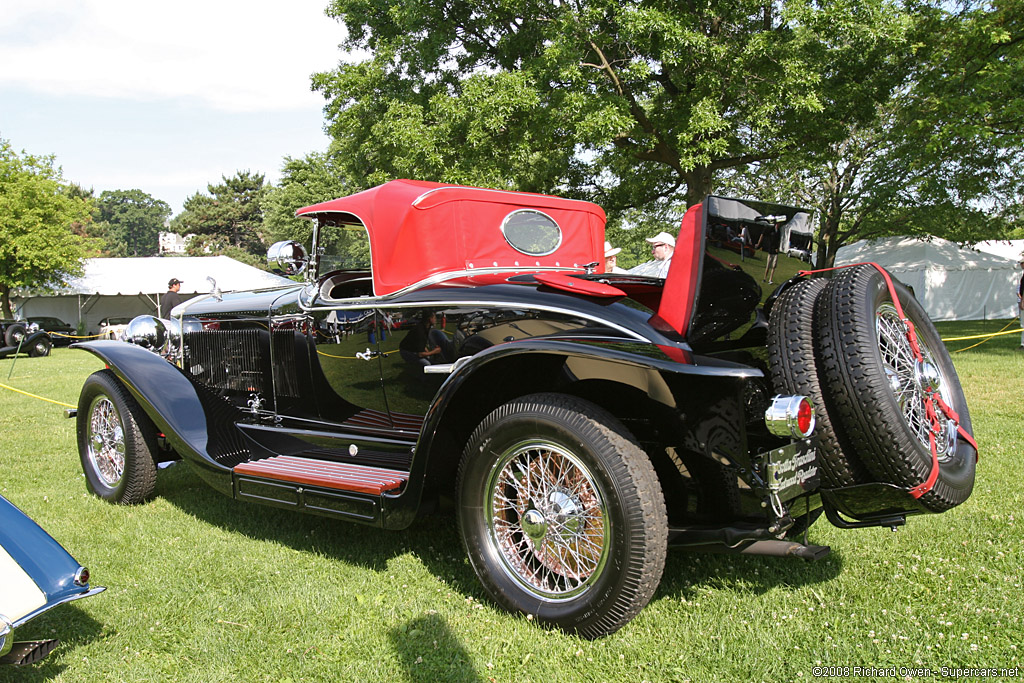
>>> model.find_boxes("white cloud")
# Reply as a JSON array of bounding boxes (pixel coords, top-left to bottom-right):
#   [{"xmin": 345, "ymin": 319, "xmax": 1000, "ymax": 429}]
[{"xmin": 0, "ymin": 0, "xmax": 349, "ymax": 112}]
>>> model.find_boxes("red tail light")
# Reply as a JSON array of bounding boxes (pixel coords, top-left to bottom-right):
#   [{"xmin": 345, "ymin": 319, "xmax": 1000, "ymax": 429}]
[{"xmin": 765, "ymin": 395, "xmax": 816, "ymax": 438}]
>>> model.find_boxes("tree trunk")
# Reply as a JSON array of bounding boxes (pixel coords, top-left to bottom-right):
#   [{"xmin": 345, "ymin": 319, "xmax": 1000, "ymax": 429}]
[
  {"xmin": 1, "ymin": 284, "xmax": 13, "ymax": 320},
  {"xmin": 683, "ymin": 167, "xmax": 714, "ymax": 207}
]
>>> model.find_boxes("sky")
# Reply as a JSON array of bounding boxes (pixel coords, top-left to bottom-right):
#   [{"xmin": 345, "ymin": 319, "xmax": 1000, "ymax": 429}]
[{"xmin": 0, "ymin": 0, "xmax": 349, "ymax": 215}]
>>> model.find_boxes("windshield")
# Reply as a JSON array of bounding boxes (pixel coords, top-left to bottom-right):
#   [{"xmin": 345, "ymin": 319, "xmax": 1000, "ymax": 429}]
[{"xmin": 317, "ymin": 223, "xmax": 372, "ymax": 275}]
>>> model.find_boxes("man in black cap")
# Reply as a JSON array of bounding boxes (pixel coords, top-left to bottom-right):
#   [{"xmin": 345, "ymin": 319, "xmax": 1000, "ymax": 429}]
[{"xmin": 160, "ymin": 278, "xmax": 183, "ymax": 318}]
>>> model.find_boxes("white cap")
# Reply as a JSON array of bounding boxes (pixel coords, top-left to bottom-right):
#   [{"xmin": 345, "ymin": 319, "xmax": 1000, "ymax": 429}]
[
  {"xmin": 645, "ymin": 231, "xmax": 676, "ymax": 248},
  {"xmin": 604, "ymin": 241, "xmax": 621, "ymax": 257}
]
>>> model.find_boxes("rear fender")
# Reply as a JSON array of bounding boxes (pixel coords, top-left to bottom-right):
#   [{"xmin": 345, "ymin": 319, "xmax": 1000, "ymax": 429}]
[{"xmin": 388, "ymin": 340, "xmax": 763, "ymax": 527}]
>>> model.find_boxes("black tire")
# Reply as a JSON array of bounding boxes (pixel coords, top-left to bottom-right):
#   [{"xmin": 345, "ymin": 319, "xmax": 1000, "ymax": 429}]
[
  {"xmin": 457, "ymin": 393, "xmax": 667, "ymax": 638},
  {"xmin": 767, "ymin": 278, "xmax": 872, "ymax": 488},
  {"xmin": 4, "ymin": 324, "xmax": 26, "ymax": 347},
  {"xmin": 816, "ymin": 265, "xmax": 975, "ymax": 511},
  {"xmin": 28, "ymin": 336, "xmax": 52, "ymax": 358},
  {"xmin": 77, "ymin": 369, "xmax": 158, "ymax": 504}
]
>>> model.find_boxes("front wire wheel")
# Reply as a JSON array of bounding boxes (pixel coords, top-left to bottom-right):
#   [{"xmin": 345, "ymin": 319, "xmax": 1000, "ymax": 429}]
[
  {"xmin": 77, "ymin": 369, "xmax": 158, "ymax": 504},
  {"xmin": 458, "ymin": 393, "xmax": 667, "ymax": 638}
]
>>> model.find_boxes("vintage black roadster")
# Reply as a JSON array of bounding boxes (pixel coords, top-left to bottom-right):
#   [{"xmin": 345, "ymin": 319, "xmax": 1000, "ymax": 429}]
[{"xmin": 72, "ymin": 180, "xmax": 976, "ymax": 638}]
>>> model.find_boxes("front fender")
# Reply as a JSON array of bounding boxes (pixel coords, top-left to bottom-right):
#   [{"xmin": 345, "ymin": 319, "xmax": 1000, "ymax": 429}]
[{"xmin": 73, "ymin": 340, "xmax": 232, "ymax": 481}]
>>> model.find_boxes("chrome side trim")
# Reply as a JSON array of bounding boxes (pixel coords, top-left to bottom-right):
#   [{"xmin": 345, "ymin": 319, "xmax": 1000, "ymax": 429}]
[
  {"xmin": 7, "ymin": 586, "xmax": 106, "ymax": 631},
  {"xmin": 300, "ymin": 296, "xmax": 649, "ymax": 343},
  {"xmin": 410, "ymin": 184, "xmax": 599, "ymax": 208}
]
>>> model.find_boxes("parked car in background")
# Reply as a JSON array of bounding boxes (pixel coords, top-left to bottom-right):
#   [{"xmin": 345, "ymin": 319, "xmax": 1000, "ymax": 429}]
[
  {"xmin": 1, "ymin": 494, "xmax": 104, "ymax": 666},
  {"xmin": 28, "ymin": 317, "xmax": 75, "ymax": 346},
  {"xmin": 0, "ymin": 320, "xmax": 52, "ymax": 359},
  {"xmin": 71, "ymin": 180, "xmax": 976, "ymax": 638},
  {"xmin": 97, "ymin": 316, "xmax": 132, "ymax": 341}
]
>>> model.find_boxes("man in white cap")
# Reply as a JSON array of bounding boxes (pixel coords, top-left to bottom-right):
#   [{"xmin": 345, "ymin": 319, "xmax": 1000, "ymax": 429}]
[
  {"xmin": 628, "ymin": 231, "xmax": 676, "ymax": 278},
  {"xmin": 604, "ymin": 241, "xmax": 626, "ymax": 273}
]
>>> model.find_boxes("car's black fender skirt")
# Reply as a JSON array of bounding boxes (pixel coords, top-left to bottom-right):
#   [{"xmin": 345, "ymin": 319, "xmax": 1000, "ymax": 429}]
[
  {"xmin": 73, "ymin": 340, "xmax": 240, "ymax": 495},
  {"xmin": 383, "ymin": 338, "xmax": 765, "ymax": 528}
]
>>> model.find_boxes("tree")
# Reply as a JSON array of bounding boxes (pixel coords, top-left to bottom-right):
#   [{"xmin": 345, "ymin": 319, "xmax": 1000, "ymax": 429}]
[
  {"xmin": 314, "ymin": 0, "xmax": 912, "ymax": 210},
  {"xmin": 96, "ymin": 189, "xmax": 171, "ymax": 257},
  {"xmin": 263, "ymin": 152, "xmax": 356, "ymax": 247},
  {"xmin": 0, "ymin": 139, "xmax": 92, "ymax": 319},
  {"xmin": 727, "ymin": 1, "xmax": 1024, "ymax": 266},
  {"xmin": 172, "ymin": 171, "xmax": 267, "ymax": 254}
]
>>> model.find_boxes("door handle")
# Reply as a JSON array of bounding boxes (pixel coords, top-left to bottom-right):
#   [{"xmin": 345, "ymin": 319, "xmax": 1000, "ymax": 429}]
[{"xmin": 356, "ymin": 347, "xmax": 380, "ymax": 361}]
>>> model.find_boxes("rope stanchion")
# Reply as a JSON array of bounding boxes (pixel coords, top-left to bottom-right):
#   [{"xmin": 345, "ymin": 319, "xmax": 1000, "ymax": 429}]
[{"xmin": 0, "ymin": 382, "xmax": 75, "ymax": 408}]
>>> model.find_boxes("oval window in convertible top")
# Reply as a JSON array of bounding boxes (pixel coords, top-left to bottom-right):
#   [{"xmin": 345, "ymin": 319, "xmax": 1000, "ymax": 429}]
[{"xmin": 501, "ymin": 209, "xmax": 562, "ymax": 256}]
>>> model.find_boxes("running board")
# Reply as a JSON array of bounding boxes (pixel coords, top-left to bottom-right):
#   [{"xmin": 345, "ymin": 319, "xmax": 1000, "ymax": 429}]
[{"xmin": 232, "ymin": 456, "xmax": 410, "ymax": 526}]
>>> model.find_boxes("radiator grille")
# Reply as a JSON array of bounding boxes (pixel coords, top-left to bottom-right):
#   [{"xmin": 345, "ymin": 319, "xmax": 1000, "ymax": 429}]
[{"xmin": 184, "ymin": 329, "xmax": 265, "ymax": 394}]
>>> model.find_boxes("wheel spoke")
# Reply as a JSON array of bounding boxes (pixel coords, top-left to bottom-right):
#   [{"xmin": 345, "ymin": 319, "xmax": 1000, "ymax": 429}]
[{"xmin": 485, "ymin": 440, "xmax": 608, "ymax": 600}]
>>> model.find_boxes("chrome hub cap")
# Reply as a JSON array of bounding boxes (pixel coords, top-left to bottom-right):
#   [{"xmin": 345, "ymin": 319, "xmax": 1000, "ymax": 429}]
[
  {"xmin": 87, "ymin": 396, "xmax": 125, "ymax": 486},
  {"xmin": 876, "ymin": 303, "xmax": 956, "ymax": 460},
  {"xmin": 486, "ymin": 440, "xmax": 609, "ymax": 601}
]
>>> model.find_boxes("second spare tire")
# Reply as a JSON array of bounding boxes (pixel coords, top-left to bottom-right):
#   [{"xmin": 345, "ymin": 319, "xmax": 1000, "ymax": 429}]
[{"xmin": 814, "ymin": 264, "xmax": 976, "ymax": 512}]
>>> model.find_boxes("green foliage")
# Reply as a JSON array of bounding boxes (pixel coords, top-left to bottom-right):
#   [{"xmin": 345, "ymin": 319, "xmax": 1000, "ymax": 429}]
[
  {"xmin": 95, "ymin": 188, "xmax": 171, "ymax": 257},
  {"xmin": 726, "ymin": 1, "xmax": 1024, "ymax": 266},
  {"xmin": 315, "ymin": 0, "xmax": 912, "ymax": 212},
  {"xmin": 0, "ymin": 138, "xmax": 92, "ymax": 318},
  {"xmin": 172, "ymin": 171, "xmax": 267, "ymax": 255},
  {"xmin": 263, "ymin": 152, "xmax": 357, "ymax": 248}
]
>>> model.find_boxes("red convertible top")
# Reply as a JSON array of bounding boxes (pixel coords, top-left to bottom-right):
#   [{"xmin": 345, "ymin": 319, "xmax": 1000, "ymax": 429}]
[{"xmin": 296, "ymin": 179, "xmax": 607, "ymax": 296}]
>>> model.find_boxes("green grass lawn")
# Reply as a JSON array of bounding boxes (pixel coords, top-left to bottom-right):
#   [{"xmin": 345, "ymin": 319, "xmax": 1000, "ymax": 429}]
[{"xmin": 0, "ymin": 318, "xmax": 1021, "ymax": 682}]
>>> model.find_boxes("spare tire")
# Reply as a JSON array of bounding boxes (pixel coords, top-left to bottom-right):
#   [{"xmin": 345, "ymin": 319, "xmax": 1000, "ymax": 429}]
[
  {"xmin": 767, "ymin": 277, "xmax": 873, "ymax": 488},
  {"xmin": 815, "ymin": 265, "xmax": 975, "ymax": 512},
  {"xmin": 4, "ymin": 323, "xmax": 26, "ymax": 347}
]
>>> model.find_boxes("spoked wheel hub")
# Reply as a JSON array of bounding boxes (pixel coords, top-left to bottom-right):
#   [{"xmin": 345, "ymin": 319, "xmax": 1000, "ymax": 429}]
[
  {"xmin": 875, "ymin": 303, "xmax": 957, "ymax": 460},
  {"xmin": 486, "ymin": 440, "xmax": 609, "ymax": 601},
  {"xmin": 86, "ymin": 396, "xmax": 126, "ymax": 486}
]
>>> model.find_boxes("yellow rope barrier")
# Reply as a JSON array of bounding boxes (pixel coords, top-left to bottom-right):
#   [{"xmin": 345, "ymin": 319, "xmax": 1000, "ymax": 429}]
[
  {"xmin": 941, "ymin": 326, "xmax": 1020, "ymax": 342},
  {"xmin": 49, "ymin": 332, "xmax": 107, "ymax": 339},
  {"xmin": 0, "ymin": 382, "xmax": 75, "ymax": 408}
]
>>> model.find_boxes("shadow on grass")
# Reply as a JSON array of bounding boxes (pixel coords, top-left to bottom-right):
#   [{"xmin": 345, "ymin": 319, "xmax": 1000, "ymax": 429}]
[
  {"xmin": 0, "ymin": 603, "xmax": 104, "ymax": 682},
  {"xmin": 657, "ymin": 537, "xmax": 845, "ymax": 603},
  {"xmin": 156, "ymin": 458, "xmax": 845, "ymax": 624},
  {"xmin": 155, "ymin": 461, "xmax": 480, "ymax": 591},
  {"xmin": 388, "ymin": 613, "xmax": 482, "ymax": 683}
]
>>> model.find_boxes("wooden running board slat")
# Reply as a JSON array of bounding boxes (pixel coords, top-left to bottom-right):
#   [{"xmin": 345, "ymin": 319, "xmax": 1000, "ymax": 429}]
[{"xmin": 234, "ymin": 455, "xmax": 408, "ymax": 495}]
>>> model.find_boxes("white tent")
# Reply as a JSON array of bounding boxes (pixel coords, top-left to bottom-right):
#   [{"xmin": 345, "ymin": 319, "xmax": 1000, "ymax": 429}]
[
  {"xmin": 835, "ymin": 236, "xmax": 1020, "ymax": 321},
  {"xmin": 13, "ymin": 256, "xmax": 294, "ymax": 334},
  {"xmin": 972, "ymin": 239, "xmax": 1024, "ymax": 263}
]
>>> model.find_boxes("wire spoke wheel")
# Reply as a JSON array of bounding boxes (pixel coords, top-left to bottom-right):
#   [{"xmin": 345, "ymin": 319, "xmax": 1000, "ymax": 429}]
[
  {"xmin": 816, "ymin": 265, "xmax": 975, "ymax": 512},
  {"xmin": 87, "ymin": 396, "xmax": 126, "ymax": 487},
  {"xmin": 875, "ymin": 303, "xmax": 957, "ymax": 461},
  {"xmin": 486, "ymin": 440, "xmax": 608, "ymax": 600},
  {"xmin": 77, "ymin": 369, "xmax": 157, "ymax": 504},
  {"xmin": 458, "ymin": 393, "xmax": 666, "ymax": 638}
]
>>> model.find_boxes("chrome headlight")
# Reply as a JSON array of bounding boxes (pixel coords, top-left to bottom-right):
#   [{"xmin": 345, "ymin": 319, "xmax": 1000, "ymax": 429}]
[{"xmin": 125, "ymin": 316, "xmax": 167, "ymax": 350}]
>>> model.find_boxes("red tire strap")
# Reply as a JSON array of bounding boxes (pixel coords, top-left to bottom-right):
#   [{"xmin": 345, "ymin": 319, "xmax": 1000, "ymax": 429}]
[{"xmin": 797, "ymin": 262, "xmax": 978, "ymax": 498}]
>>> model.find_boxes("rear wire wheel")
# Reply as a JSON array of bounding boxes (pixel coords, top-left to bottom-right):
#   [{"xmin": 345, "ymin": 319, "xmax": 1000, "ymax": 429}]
[
  {"xmin": 457, "ymin": 393, "xmax": 667, "ymax": 638},
  {"xmin": 767, "ymin": 277, "xmax": 872, "ymax": 488},
  {"xmin": 815, "ymin": 265, "xmax": 975, "ymax": 511}
]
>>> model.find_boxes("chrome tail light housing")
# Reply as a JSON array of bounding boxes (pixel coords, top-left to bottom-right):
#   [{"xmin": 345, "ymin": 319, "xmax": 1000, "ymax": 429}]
[{"xmin": 765, "ymin": 395, "xmax": 815, "ymax": 438}]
